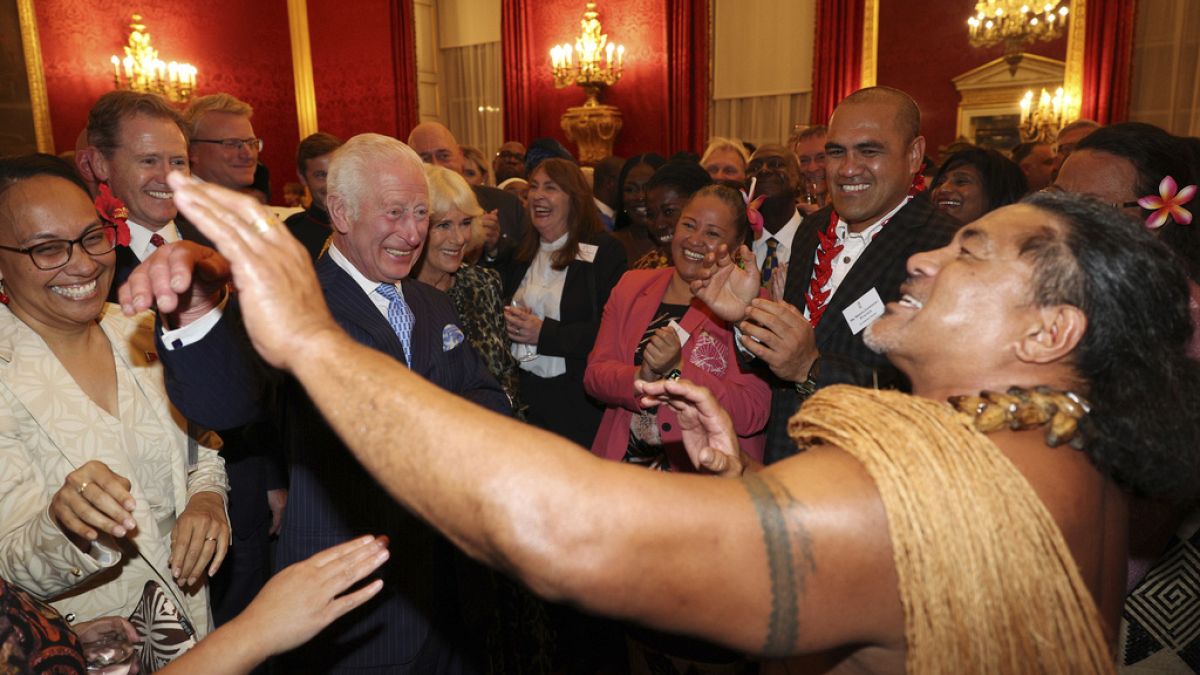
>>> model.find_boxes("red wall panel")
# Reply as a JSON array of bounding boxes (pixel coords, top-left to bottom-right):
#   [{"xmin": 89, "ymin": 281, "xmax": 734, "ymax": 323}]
[
  {"xmin": 524, "ymin": 0, "xmax": 670, "ymax": 159},
  {"xmin": 875, "ymin": 0, "xmax": 1067, "ymax": 155},
  {"xmin": 36, "ymin": 0, "xmax": 299, "ymax": 200},
  {"xmin": 307, "ymin": 0, "xmax": 406, "ymax": 143}
]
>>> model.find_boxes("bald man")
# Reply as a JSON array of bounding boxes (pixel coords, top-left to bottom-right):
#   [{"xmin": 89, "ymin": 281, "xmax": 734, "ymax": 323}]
[{"xmin": 408, "ymin": 122, "xmax": 529, "ymax": 265}]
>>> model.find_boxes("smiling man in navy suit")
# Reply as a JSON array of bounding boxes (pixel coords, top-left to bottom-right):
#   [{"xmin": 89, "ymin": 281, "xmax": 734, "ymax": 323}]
[{"xmin": 133, "ymin": 133, "xmax": 508, "ymax": 673}]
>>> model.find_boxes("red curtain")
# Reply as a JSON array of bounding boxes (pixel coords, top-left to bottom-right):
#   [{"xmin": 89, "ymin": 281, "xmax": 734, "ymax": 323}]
[
  {"xmin": 501, "ymin": 0, "xmax": 534, "ymax": 144},
  {"xmin": 390, "ymin": 0, "xmax": 420, "ymax": 136},
  {"xmin": 666, "ymin": 0, "xmax": 709, "ymax": 155},
  {"xmin": 809, "ymin": 0, "xmax": 865, "ymax": 126},
  {"xmin": 1079, "ymin": 0, "xmax": 1136, "ymax": 124}
]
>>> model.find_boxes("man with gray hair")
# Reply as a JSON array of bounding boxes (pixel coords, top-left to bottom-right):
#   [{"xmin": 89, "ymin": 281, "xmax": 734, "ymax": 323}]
[{"xmin": 151, "ymin": 132, "xmax": 508, "ymax": 672}]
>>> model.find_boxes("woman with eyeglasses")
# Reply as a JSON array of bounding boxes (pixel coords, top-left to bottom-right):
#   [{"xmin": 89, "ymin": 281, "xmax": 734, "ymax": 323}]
[{"xmin": 0, "ymin": 155, "xmax": 228, "ymax": 654}]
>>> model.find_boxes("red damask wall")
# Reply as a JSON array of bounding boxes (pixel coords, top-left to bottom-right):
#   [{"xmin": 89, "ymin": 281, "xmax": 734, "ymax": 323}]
[
  {"xmin": 36, "ymin": 0, "xmax": 298, "ymax": 200},
  {"xmin": 525, "ymin": 0, "xmax": 670, "ymax": 159},
  {"xmin": 875, "ymin": 0, "xmax": 1067, "ymax": 155},
  {"xmin": 307, "ymin": 0, "xmax": 405, "ymax": 142}
]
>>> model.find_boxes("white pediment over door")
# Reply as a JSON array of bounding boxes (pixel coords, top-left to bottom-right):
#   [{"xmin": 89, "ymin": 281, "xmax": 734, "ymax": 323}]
[{"xmin": 951, "ymin": 54, "xmax": 1066, "ymax": 149}]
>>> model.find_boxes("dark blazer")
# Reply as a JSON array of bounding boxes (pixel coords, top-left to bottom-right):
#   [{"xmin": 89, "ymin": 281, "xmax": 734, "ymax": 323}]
[
  {"xmin": 763, "ymin": 194, "xmax": 959, "ymax": 463},
  {"xmin": 161, "ymin": 254, "xmax": 508, "ymax": 670},
  {"xmin": 284, "ymin": 205, "xmax": 332, "ymax": 260},
  {"xmin": 116, "ymin": 216, "xmax": 283, "ymax": 625},
  {"xmin": 473, "ymin": 184, "xmax": 529, "ymax": 265},
  {"xmin": 499, "ymin": 231, "xmax": 627, "ymax": 447},
  {"xmin": 107, "ymin": 217, "xmax": 212, "ymax": 303},
  {"xmin": 271, "ymin": 255, "xmax": 507, "ymax": 672}
]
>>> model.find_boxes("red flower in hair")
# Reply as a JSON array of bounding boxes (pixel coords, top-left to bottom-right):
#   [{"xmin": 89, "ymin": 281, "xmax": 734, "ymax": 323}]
[
  {"xmin": 1138, "ymin": 176, "xmax": 1196, "ymax": 230},
  {"xmin": 94, "ymin": 183, "xmax": 131, "ymax": 247}
]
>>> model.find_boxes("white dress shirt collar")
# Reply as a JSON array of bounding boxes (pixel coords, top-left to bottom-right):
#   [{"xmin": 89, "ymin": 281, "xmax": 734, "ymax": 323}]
[{"xmin": 126, "ymin": 218, "xmax": 180, "ymax": 262}]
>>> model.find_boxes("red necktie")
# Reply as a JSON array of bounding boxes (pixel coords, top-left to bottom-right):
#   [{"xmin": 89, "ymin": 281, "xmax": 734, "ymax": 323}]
[{"xmin": 149, "ymin": 233, "xmax": 166, "ymax": 248}]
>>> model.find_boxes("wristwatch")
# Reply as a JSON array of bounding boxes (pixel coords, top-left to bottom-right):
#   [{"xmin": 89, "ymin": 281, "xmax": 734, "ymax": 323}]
[{"xmin": 794, "ymin": 356, "xmax": 821, "ymax": 398}]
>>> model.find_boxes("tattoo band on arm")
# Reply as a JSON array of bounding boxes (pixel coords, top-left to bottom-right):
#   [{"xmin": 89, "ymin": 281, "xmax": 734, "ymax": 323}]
[{"xmin": 743, "ymin": 473, "xmax": 816, "ymax": 657}]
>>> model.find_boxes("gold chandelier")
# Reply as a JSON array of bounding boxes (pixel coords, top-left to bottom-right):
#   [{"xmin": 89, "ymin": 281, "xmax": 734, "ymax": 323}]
[
  {"xmin": 549, "ymin": 2, "xmax": 625, "ymax": 107},
  {"xmin": 1019, "ymin": 87, "xmax": 1072, "ymax": 143},
  {"xmin": 967, "ymin": 1, "xmax": 1069, "ymax": 73},
  {"xmin": 108, "ymin": 15, "xmax": 197, "ymax": 104}
]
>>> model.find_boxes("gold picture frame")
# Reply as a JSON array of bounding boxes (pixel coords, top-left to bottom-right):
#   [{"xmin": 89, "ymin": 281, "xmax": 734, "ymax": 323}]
[{"xmin": 1, "ymin": 0, "xmax": 53, "ymax": 155}]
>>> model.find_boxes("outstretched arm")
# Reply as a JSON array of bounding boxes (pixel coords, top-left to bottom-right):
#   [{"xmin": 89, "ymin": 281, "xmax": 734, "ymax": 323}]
[{"xmin": 165, "ymin": 172, "xmax": 903, "ymax": 658}]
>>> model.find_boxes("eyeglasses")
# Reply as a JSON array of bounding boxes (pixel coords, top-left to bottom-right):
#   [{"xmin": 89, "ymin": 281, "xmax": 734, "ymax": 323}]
[
  {"xmin": 747, "ymin": 156, "xmax": 790, "ymax": 175},
  {"xmin": 496, "ymin": 150, "xmax": 525, "ymax": 161},
  {"xmin": 193, "ymin": 137, "xmax": 263, "ymax": 152},
  {"xmin": 0, "ymin": 225, "xmax": 118, "ymax": 270}
]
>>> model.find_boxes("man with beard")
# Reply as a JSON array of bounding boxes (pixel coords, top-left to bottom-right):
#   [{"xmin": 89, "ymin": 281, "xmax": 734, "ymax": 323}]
[
  {"xmin": 132, "ymin": 169, "xmax": 1200, "ymax": 674},
  {"xmin": 492, "ymin": 141, "xmax": 527, "ymax": 184},
  {"xmin": 710, "ymin": 87, "xmax": 959, "ymax": 463}
]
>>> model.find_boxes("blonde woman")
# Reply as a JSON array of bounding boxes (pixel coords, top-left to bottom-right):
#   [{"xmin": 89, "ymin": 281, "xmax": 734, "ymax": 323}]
[{"xmin": 415, "ymin": 165, "xmax": 522, "ymax": 413}]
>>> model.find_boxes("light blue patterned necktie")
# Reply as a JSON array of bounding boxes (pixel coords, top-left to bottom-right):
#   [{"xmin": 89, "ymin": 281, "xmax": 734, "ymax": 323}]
[{"xmin": 376, "ymin": 282, "xmax": 414, "ymax": 366}]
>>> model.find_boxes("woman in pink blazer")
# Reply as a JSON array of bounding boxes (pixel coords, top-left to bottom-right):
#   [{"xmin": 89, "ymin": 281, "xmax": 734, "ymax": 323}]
[{"xmin": 585, "ymin": 184, "xmax": 769, "ymax": 470}]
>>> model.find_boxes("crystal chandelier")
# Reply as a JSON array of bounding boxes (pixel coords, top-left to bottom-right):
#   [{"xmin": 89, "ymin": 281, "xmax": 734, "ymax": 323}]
[
  {"xmin": 967, "ymin": 1, "xmax": 1069, "ymax": 73},
  {"xmin": 549, "ymin": 2, "xmax": 625, "ymax": 107},
  {"xmin": 108, "ymin": 15, "xmax": 197, "ymax": 104}
]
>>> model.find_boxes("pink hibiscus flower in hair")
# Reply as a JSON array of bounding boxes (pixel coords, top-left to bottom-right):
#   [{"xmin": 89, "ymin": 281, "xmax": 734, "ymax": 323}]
[
  {"xmin": 1137, "ymin": 176, "xmax": 1196, "ymax": 230},
  {"xmin": 94, "ymin": 183, "xmax": 131, "ymax": 247}
]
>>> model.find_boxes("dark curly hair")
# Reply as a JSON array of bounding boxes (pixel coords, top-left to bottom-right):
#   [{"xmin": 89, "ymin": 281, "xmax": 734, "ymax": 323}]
[
  {"xmin": 1076, "ymin": 122, "xmax": 1200, "ymax": 282},
  {"xmin": 1021, "ymin": 190, "xmax": 1200, "ymax": 500},
  {"xmin": 931, "ymin": 146, "xmax": 1028, "ymax": 214}
]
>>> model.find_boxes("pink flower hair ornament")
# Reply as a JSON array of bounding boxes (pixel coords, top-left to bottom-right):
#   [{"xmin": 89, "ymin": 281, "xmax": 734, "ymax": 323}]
[{"xmin": 1137, "ymin": 175, "xmax": 1196, "ymax": 230}]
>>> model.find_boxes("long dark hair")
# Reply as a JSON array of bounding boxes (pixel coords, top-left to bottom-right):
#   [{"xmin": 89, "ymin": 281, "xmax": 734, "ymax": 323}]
[
  {"xmin": 1076, "ymin": 122, "xmax": 1200, "ymax": 282},
  {"xmin": 1021, "ymin": 190, "xmax": 1200, "ymax": 500},
  {"xmin": 515, "ymin": 158, "xmax": 602, "ymax": 270},
  {"xmin": 612, "ymin": 153, "xmax": 665, "ymax": 232}
]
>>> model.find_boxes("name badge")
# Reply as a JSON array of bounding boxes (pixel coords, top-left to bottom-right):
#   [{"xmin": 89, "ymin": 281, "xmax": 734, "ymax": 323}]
[
  {"xmin": 667, "ymin": 319, "xmax": 691, "ymax": 346},
  {"xmin": 576, "ymin": 243, "xmax": 598, "ymax": 262},
  {"xmin": 843, "ymin": 287, "xmax": 886, "ymax": 335}
]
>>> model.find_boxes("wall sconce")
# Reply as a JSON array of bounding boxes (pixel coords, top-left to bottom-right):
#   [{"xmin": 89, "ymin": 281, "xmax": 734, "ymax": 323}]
[{"xmin": 109, "ymin": 14, "xmax": 197, "ymax": 104}]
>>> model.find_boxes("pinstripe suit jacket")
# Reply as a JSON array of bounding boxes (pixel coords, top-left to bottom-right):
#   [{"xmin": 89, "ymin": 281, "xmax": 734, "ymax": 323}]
[
  {"xmin": 271, "ymin": 255, "xmax": 508, "ymax": 672},
  {"xmin": 763, "ymin": 193, "xmax": 959, "ymax": 463}
]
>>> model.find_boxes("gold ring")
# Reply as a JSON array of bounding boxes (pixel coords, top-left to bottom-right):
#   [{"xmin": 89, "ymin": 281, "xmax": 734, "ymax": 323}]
[
  {"xmin": 250, "ymin": 216, "xmax": 279, "ymax": 235},
  {"xmin": 76, "ymin": 481, "xmax": 89, "ymax": 495},
  {"xmin": 204, "ymin": 536, "xmax": 217, "ymax": 542}
]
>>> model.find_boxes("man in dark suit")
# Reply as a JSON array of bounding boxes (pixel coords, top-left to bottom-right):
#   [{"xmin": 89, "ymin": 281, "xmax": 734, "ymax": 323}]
[
  {"xmin": 86, "ymin": 90, "xmax": 284, "ymax": 634},
  {"xmin": 135, "ymin": 133, "xmax": 509, "ymax": 673},
  {"xmin": 86, "ymin": 91, "xmax": 192, "ymax": 297},
  {"xmin": 408, "ymin": 122, "xmax": 529, "ymax": 264},
  {"xmin": 696, "ymin": 86, "xmax": 959, "ymax": 464},
  {"xmin": 284, "ymin": 131, "xmax": 343, "ymax": 259}
]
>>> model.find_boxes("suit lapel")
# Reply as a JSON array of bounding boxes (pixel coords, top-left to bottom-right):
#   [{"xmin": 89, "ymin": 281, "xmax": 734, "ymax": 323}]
[
  {"xmin": 782, "ymin": 208, "xmax": 827, "ymax": 308},
  {"xmin": 317, "ymin": 257, "xmax": 409, "ymax": 363},
  {"xmin": 813, "ymin": 200, "xmax": 927, "ymax": 349},
  {"xmin": 401, "ymin": 279, "xmax": 434, "ymax": 371}
]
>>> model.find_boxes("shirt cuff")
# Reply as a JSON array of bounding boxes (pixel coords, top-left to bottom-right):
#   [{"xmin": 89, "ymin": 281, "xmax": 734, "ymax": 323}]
[{"xmin": 160, "ymin": 293, "xmax": 228, "ymax": 350}]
